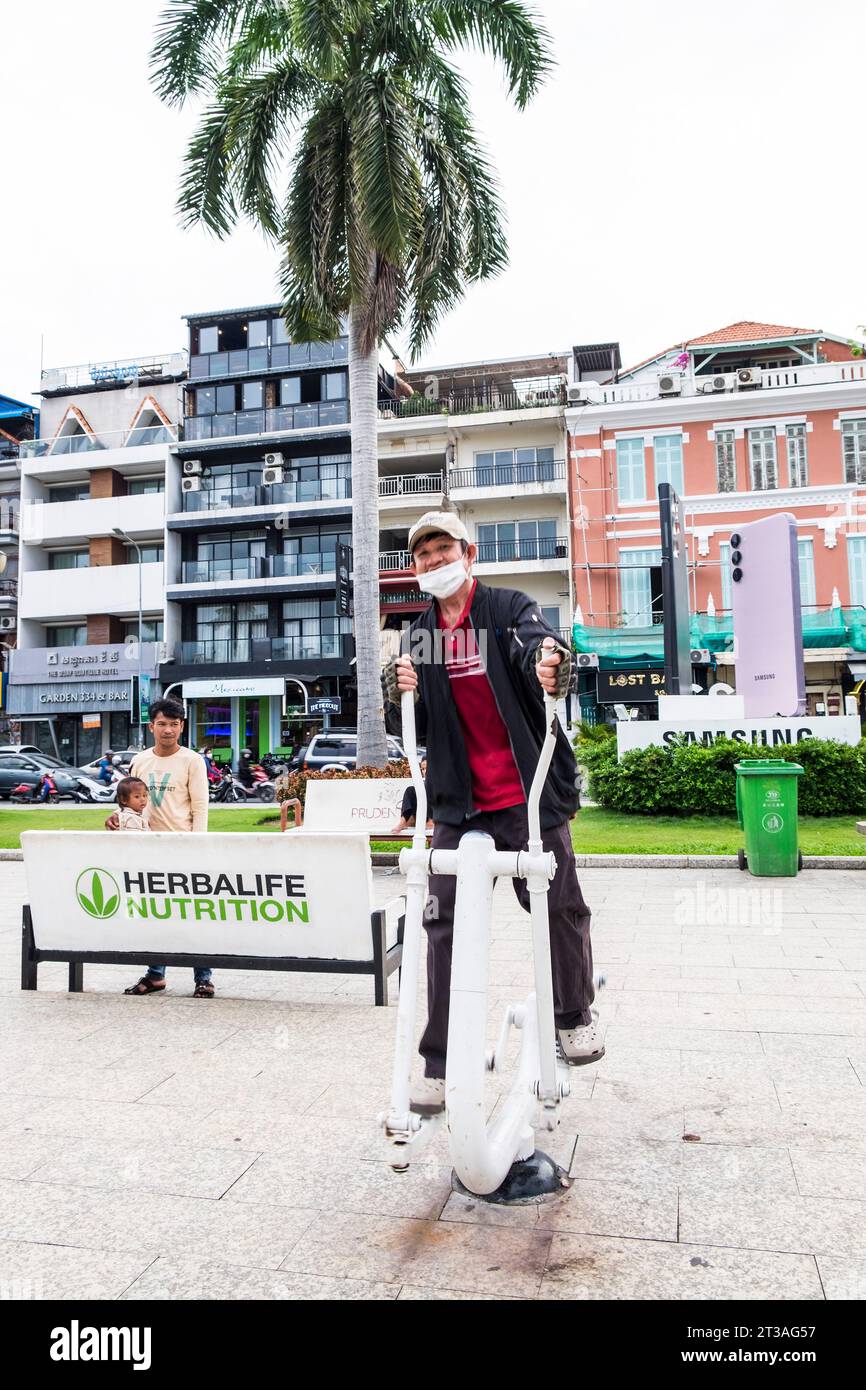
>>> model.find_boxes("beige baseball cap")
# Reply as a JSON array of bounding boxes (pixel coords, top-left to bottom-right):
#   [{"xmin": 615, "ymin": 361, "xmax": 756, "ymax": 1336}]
[{"xmin": 407, "ymin": 510, "xmax": 470, "ymax": 555}]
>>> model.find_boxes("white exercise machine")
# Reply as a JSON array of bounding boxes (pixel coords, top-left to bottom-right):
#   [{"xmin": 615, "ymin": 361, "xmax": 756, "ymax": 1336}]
[{"xmin": 380, "ymin": 685, "xmax": 592, "ymax": 1203}]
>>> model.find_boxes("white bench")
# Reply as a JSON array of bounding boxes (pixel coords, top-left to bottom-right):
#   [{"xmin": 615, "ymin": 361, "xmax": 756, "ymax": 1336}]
[{"xmin": 20, "ymin": 830, "xmax": 404, "ymax": 1005}]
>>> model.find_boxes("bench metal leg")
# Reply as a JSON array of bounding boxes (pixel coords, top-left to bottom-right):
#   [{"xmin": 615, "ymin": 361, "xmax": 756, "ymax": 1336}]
[
  {"xmin": 68, "ymin": 961, "xmax": 83, "ymax": 993},
  {"xmin": 21, "ymin": 907, "xmax": 37, "ymax": 991},
  {"xmin": 371, "ymin": 908, "xmax": 388, "ymax": 1006}
]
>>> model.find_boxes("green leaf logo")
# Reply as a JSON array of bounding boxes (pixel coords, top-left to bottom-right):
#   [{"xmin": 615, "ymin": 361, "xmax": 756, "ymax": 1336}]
[{"xmin": 76, "ymin": 868, "xmax": 121, "ymax": 919}]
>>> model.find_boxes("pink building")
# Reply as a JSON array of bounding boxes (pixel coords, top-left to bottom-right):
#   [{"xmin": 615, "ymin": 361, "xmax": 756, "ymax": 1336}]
[{"xmin": 565, "ymin": 322, "xmax": 866, "ymax": 718}]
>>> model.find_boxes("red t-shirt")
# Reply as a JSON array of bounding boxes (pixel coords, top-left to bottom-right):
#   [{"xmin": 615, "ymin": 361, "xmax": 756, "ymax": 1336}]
[{"xmin": 437, "ymin": 582, "xmax": 525, "ymax": 811}]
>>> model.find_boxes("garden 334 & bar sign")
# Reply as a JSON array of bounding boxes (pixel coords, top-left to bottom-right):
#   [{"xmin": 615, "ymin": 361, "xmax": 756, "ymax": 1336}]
[{"xmin": 21, "ymin": 831, "xmax": 376, "ymax": 960}]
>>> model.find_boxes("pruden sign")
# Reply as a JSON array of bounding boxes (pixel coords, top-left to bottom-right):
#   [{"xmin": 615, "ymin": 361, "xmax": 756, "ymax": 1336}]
[
  {"xmin": 616, "ymin": 714, "xmax": 861, "ymax": 758},
  {"xmin": 21, "ymin": 830, "xmax": 389, "ymax": 962},
  {"xmin": 303, "ymin": 779, "xmax": 410, "ymax": 833}
]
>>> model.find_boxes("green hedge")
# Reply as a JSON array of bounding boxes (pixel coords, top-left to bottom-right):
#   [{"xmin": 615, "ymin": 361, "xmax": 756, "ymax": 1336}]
[{"xmin": 578, "ymin": 736, "xmax": 866, "ymax": 817}]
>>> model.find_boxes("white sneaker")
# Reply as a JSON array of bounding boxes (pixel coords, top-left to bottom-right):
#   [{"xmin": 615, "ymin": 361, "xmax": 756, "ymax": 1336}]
[
  {"xmin": 410, "ymin": 1077, "xmax": 446, "ymax": 1115},
  {"xmin": 557, "ymin": 1013, "xmax": 605, "ymax": 1066}
]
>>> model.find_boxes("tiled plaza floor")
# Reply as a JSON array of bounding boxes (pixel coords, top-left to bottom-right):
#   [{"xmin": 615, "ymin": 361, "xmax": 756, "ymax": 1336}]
[{"xmin": 0, "ymin": 861, "xmax": 865, "ymax": 1300}]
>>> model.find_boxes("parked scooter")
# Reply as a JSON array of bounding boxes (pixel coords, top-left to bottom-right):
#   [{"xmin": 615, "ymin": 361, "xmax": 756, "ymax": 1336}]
[{"xmin": 209, "ymin": 766, "xmax": 277, "ymax": 804}]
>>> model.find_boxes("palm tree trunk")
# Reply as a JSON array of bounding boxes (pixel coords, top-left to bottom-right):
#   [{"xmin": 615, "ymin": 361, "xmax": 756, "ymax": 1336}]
[{"xmin": 348, "ymin": 304, "xmax": 388, "ymax": 769}]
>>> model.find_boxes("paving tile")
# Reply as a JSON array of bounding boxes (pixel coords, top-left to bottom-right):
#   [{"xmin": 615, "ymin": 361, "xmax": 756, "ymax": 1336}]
[
  {"xmin": 120, "ymin": 1256, "xmax": 399, "ymax": 1300},
  {"xmin": 539, "ymin": 1233, "xmax": 823, "ymax": 1300},
  {"xmin": 25, "ymin": 1136, "xmax": 261, "ymax": 1200},
  {"xmin": 790, "ymin": 1148, "xmax": 866, "ymax": 1201},
  {"xmin": 225, "ymin": 1154, "xmax": 453, "ymax": 1221},
  {"xmin": 679, "ymin": 1189, "xmax": 866, "ymax": 1257},
  {"xmin": 442, "ymin": 1177, "xmax": 678, "ymax": 1241},
  {"xmin": 814, "ymin": 1255, "xmax": 866, "ymax": 1300},
  {"xmin": 0, "ymin": 1237, "xmax": 154, "ymax": 1300}
]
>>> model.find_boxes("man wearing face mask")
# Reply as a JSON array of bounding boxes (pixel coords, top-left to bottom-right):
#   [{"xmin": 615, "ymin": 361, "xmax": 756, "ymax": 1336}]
[{"xmin": 383, "ymin": 511, "xmax": 601, "ymax": 1116}]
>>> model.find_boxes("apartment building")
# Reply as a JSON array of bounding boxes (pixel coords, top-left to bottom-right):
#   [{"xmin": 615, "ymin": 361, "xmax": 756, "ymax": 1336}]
[
  {"xmin": 9, "ymin": 351, "xmax": 183, "ymax": 763},
  {"xmin": 0, "ymin": 391, "xmax": 38, "ymax": 705},
  {"xmin": 164, "ymin": 304, "xmax": 383, "ymax": 760},
  {"xmin": 565, "ymin": 321, "xmax": 866, "ymax": 719},
  {"xmin": 378, "ymin": 350, "xmax": 574, "ymax": 642}
]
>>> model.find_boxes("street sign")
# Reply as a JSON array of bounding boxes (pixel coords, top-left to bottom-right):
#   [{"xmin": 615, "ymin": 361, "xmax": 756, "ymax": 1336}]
[
  {"xmin": 310, "ymin": 697, "xmax": 341, "ymax": 716},
  {"xmin": 337, "ymin": 543, "xmax": 353, "ymax": 617}
]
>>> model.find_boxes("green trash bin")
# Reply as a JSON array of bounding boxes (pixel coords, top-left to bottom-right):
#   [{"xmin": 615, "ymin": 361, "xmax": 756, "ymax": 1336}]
[{"xmin": 735, "ymin": 760, "xmax": 803, "ymax": 876}]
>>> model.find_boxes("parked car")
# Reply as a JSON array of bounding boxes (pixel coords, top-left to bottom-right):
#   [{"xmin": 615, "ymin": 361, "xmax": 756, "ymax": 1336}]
[
  {"xmin": 0, "ymin": 746, "xmax": 111, "ymax": 802},
  {"xmin": 290, "ymin": 733, "xmax": 408, "ymax": 773},
  {"xmin": 79, "ymin": 749, "xmax": 139, "ymax": 782},
  {"xmin": 0, "ymin": 752, "xmax": 89, "ymax": 801}
]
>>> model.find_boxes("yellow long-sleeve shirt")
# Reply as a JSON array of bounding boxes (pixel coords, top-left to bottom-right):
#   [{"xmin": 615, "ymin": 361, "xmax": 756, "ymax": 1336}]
[{"xmin": 129, "ymin": 747, "xmax": 209, "ymax": 833}]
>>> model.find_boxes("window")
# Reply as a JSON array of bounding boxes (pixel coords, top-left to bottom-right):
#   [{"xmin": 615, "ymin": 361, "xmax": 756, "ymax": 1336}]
[
  {"xmin": 653, "ymin": 434, "xmax": 684, "ymax": 495},
  {"xmin": 127, "ymin": 544, "xmax": 163, "ymax": 564},
  {"xmin": 197, "ymin": 325, "xmax": 219, "ymax": 355},
  {"xmin": 242, "ymin": 381, "xmax": 263, "ymax": 410},
  {"xmin": 472, "ymin": 446, "xmax": 555, "ymax": 485},
  {"xmin": 280, "ymin": 377, "xmax": 301, "ymax": 406},
  {"xmin": 47, "ymin": 482, "xmax": 90, "ymax": 502},
  {"xmin": 127, "ymin": 477, "xmax": 165, "ymax": 495},
  {"xmin": 476, "ymin": 518, "xmax": 559, "ymax": 562},
  {"xmin": 616, "ymin": 438, "xmax": 646, "ymax": 503},
  {"xmin": 848, "ymin": 535, "xmax": 866, "ymax": 608},
  {"xmin": 49, "ymin": 550, "xmax": 88, "ymax": 569},
  {"xmin": 786, "ymin": 424, "xmax": 808, "ymax": 487},
  {"xmin": 719, "ymin": 542, "xmax": 731, "ymax": 610},
  {"xmin": 540, "ymin": 606, "xmax": 561, "ymax": 632},
  {"xmin": 322, "ymin": 371, "xmax": 348, "ymax": 401},
  {"xmin": 248, "ymin": 320, "xmax": 268, "ymax": 348},
  {"xmin": 216, "ymin": 384, "xmax": 236, "ymax": 414},
  {"xmin": 842, "ymin": 419, "xmax": 866, "ymax": 483},
  {"xmin": 715, "ymin": 430, "xmax": 736, "ymax": 493},
  {"xmin": 798, "ymin": 537, "xmax": 816, "ymax": 608},
  {"xmin": 46, "ymin": 624, "xmax": 87, "ymax": 646},
  {"xmin": 122, "ymin": 618, "xmax": 164, "ymax": 643},
  {"xmin": 620, "ymin": 547, "xmax": 662, "ymax": 628},
  {"xmin": 281, "ymin": 526, "xmax": 351, "ymax": 576},
  {"xmin": 282, "ymin": 597, "xmax": 351, "ymax": 659},
  {"xmin": 748, "ymin": 426, "xmax": 778, "ymax": 490},
  {"xmin": 196, "ymin": 601, "xmax": 268, "ymax": 658},
  {"xmin": 272, "ymin": 317, "xmax": 290, "ymax": 346},
  {"xmin": 195, "ymin": 386, "xmax": 216, "ymax": 416},
  {"xmin": 195, "ymin": 530, "xmax": 266, "ymax": 580}
]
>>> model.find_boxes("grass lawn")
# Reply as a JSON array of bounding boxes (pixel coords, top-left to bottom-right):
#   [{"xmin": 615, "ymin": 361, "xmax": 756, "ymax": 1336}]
[{"xmin": 1, "ymin": 804, "xmax": 863, "ymax": 855}]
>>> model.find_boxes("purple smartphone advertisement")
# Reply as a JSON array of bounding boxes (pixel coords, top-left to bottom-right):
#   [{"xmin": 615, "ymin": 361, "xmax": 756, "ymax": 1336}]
[{"xmin": 731, "ymin": 513, "xmax": 806, "ymax": 718}]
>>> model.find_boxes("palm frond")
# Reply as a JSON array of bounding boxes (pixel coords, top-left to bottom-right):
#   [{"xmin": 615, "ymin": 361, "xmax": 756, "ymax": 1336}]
[
  {"xmin": 285, "ymin": 0, "xmax": 363, "ymax": 78},
  {"xmin": 281, "ymin": 103, "xmax": 349, "ymax": 336},
  {"xmin": 423, "ymin": 0, "xmax": 553, "ymax": 109},
  {"xmin": 149, "ymin": 0, "xmax": 265, "ymax": 107},
  {"xmin": 177, "ymin": 102, "xmax": 240, "ymax": 235},
  {"xmin": 346, "ymin": 71, "xmax": 422, "ymax": 264},
  {"xmin": 221, "ymin": 59, "xmax": 320, "ymax": 237}
]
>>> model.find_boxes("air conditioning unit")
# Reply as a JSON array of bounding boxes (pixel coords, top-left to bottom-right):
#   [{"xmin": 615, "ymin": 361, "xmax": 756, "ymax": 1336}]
[
  {"xmin": 575, "ymin": 652, "xmax": 600, "ymax": 669},
  {"xmin": 697, "ymin": 374, "xmax": 734, "ymax": 394},
  {"xmin": 183, "ymin": 459, "xmax": 202, "ymax": 476},
  {"xmin": 263, "ymin": 451, "xmax": 284, "ymax": 470},
  {"xmin": 658, "ymin": 372, "xmax": 683, "ymax": 396},
  {"xmin": 0, "ymin": 615, "xmax": 16, "ymax": 632},
  {"xmin": 690, "ymin": 648, "xmax": 712, "ymax": 664},
  {"xmin": 567, "ymin": 381, "xmax": 603, "ymax": 404},
  {"xmin": 735, "ymin": 367, "xmax": 762, "ymax": 389},
  {"xmin": 262, "ymin": 463, "xmax": 284, "ymax": 486},
  {"xmin": 181, "ymin": 476, "xmax": 201, "ymax": 494}
]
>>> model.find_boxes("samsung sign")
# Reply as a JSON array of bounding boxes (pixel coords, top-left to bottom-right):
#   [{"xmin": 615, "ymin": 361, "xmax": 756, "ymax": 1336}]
[{"xmin": 616, "ymin": 714, "xmax": 861, "ymax": 757}]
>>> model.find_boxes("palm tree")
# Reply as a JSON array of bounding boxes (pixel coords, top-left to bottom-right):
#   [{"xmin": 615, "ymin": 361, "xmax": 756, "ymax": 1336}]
[{"xmin": 151, "ymin": 0, "xmax": 551, "ymax": 766}]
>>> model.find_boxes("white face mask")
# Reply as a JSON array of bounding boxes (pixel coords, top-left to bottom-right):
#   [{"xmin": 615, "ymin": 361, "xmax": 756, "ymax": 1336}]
[{"xmin": 418, "ymin": 555, "xmax": 469, "ymax": 600}]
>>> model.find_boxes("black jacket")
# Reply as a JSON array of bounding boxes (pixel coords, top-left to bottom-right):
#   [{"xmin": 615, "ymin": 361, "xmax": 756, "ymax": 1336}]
[{"xmin": 398, "ymin": 581, "xmax": 578, "ymax": 831}]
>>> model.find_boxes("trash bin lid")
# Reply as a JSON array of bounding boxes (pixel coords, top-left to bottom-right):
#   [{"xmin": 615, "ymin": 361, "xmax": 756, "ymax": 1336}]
[{"xmin": 735, "ymin": 759, "xmax": 803, "ymax": 775}]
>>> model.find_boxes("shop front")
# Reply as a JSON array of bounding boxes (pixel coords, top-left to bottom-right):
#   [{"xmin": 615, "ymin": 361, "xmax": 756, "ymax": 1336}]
[
  {"xmin": 7, "ymin": 643, "xmax": 163, "ymax": 764},
  {"xmin": 181, "ymin": 675, "xmax": 353, "ymax": 765}
]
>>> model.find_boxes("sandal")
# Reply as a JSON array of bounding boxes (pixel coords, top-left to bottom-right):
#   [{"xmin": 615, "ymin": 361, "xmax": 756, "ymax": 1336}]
[
  {"xmin": 124, "ymin": 975, "xmax": 166, "ymax": 996},
  {"xmin": 193, "ymin": 981, "xmax": 215, "ymax": 998}
]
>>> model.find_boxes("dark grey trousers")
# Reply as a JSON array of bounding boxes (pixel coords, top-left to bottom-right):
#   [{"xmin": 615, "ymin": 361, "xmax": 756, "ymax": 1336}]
[{"xmin": 419, "ymin": 804, "xmax": 595, "ymax": 1079}]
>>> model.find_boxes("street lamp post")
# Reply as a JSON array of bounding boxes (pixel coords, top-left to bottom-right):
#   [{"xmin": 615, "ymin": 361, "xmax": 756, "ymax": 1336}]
[{"xmin": 113, "ymin": 527, "xmax": 143, "ymax": 749}]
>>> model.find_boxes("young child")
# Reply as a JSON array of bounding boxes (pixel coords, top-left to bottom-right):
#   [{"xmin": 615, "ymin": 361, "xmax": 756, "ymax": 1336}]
[{"xmin": 115, "ymin": 776, "xmax": 150, "ymax": 832}]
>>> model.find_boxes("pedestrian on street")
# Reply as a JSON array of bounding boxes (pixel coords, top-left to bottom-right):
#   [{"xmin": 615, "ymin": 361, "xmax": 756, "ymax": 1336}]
[
  {"xmin": 106, "ymin": 697, "xmax": 213, "ymax": 998},
  {"xmin": 384, "ymin": 511, "xmax": 601, "ymax": 1116}
]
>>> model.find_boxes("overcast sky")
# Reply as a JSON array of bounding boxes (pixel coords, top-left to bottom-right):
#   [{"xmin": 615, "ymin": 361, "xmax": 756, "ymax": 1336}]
[{"xmin": 2, "ymin": 0, "xmax": 864, "ymax": 408}]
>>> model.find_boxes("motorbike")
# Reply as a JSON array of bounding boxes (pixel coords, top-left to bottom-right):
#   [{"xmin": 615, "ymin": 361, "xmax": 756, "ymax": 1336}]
[
  {"xmin": 12, "ymin": 781, "xmax": 59, "ymax": 805},
  {"xmin": 209, "ymin": 766, "xmax": 277, "ymax": 804}
]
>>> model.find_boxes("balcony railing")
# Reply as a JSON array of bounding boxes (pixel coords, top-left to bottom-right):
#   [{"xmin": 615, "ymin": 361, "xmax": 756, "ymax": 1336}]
[
  {"xmin": 184, "ymin": 400, "xmax": 349, "ymax": 441},
  {"xmin": 379, "ymin": 387, "xmax": 565, "ymax": 420},
  {"xmin": 181, "ymin": 477, "xmax": 352, "ymax": 512},
  {"xmin": 189, "ymin": 338, "xmax": 348, "ymax": 380},
  {"xmin": 21, "ymin": 423, "xmax": 178, "ymax": 458},
  {"xmin": 573, "ymin": 359, "xmax": 866, "ymax": 406},
  {"xmin": 181, "ymin": 558, "xmax": 267, "ymax": 583},
  {"xmin": 476, "ymin": 537, "xmax": 568, "ymax": 564},
  {"xmin": 270, "ymin": 553, "xmax": 336, "ymax": 578},
  {"xmin": 379, "ymin": 549, "xmax": 413, "ymax": 570},
  {"xmin": 380, "ymin": 587, "xmax": 431, "ymax": 605},
  {"xmin": 378, "ymin": 472, "xmax": 444, "ymax": 497},
  {"xmin": 0, "ymin": 579, "xmax": 17, "ymax": 607},
  {"xmin": 40, "ymin": 351, "xmax": 187, "ymax": 393},
  {"xmin": 450, "ymin": 460, "xmax": 565, "ymax": 489},
  {"xmin": 178, "ymin": 634, "xmax": 349, "ymax": 664}
]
